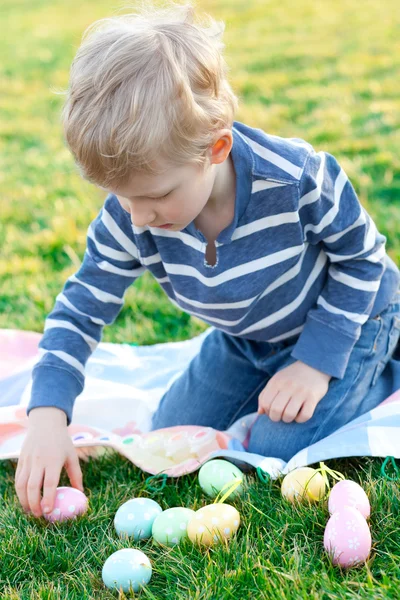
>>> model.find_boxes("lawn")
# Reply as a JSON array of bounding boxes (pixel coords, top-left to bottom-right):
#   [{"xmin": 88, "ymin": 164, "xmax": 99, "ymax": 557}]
[{"xmin": 1, "ymin": 0, "xmax": 400, "ymax": 597}]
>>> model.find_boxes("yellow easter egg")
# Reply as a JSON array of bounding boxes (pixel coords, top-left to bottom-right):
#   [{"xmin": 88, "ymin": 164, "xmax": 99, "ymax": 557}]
[
  {"xmin": 281, "ymin": 467, "xmax": 326, "ymax": 503},
  {"xmin": 187, "ymin": 503, "xmax": 240, "ymax": 547}
]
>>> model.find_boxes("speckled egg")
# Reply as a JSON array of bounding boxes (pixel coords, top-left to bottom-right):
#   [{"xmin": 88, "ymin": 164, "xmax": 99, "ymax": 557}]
[
  {"xmin": 187, "ymin": 503, "xmax": 240, "ymax": 546},
  {"xmin": 281, "ymin": 467, "xmax": 326, "ymax": 503},
  {"xmin": 324, "ymin": 506, "xmax": 372, "ymax": 568},
  {"xmin": 102, "ymin": 549, "xmax": 152, "ymax": 593},
  {"xmin": 114, "ymin": 498, "xmax": 162, "ymax": 540},
  {"xmin": 44, "ymin": 486, "xmax": 88, "ymax": 522},
  {"xmin": 198, "ymin": 459, "xmax": 244, "ymax": 499},
  {"xmin": 328, "ymin": 480, "xmax": 371, "ymax": 519},
  {"xmin": 152, "ymin": 507, "xmax": 195, "ymax": 546}
]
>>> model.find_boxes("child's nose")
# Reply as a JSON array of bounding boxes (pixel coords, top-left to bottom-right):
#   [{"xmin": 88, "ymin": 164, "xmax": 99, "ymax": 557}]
[{"xmin": 129, "ymin": 205, "xmax": 157, "ymax": 228}]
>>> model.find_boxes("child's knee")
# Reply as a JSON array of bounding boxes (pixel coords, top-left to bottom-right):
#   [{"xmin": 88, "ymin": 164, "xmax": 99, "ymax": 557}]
[{"xmin": 246, "ymin": 415, "xmax": 314, "ymax": 462}]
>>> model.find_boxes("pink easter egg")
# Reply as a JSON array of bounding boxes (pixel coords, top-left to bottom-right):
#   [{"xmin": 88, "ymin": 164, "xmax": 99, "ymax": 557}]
[
  {"xmin": 44, "ymin": 486, "xmax": 88, "ymax": 523},
  {"xmin": 324, "ymin": 506, "xmax": 372, "ymax": 568},
  {"xmin": 328, "ymin": 480, "xmax": 370, "ymax": 519}
]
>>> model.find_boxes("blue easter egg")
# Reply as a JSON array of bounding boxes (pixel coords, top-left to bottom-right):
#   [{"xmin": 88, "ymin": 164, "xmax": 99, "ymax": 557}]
[
  {"xmin": 102, "ymin": 548, "xmax": 152, "ymax": 593},
  {"xmin": 114, "ymin": 498, "xmax": 162, "ymax": 540}
]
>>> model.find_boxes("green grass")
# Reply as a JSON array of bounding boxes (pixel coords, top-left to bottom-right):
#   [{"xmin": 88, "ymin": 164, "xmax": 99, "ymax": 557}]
[
  {"xmin": 1, "ymin": 455, "xmax": 400, "ymax": 599},
  {"xmin": 1, "ymin": 0, "xmax": 400, "ymax": 597}
]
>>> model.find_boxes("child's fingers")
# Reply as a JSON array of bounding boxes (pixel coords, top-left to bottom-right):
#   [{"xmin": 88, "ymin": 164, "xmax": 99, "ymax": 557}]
[
  {"xmin": 258, "ymin": 380, "xmax": 278, "ymax": 414},
  {"xmin": 65, "ymin": 449, "xmax": 84, "ymax": 493},
  {"xmin": 281, "ymin": 395, "xmax": 305, "ymax": 423},
  {"xmin": 15, "ymin": 459, "xmax": 31, "ymax": 514},
  {"xmin": 27, "ymin": 467, "xmax": 45, "ymax": 517},
  {"xmin": 75, "ymin": 447, "xmax": 91, "ymax": 462},
  {"xmin": 295, "ymin": 399, "xmax": 318, "ymax": 423},
  {"xmin": 41, "ymin": 466, "xmax": 62, "ymax": 515},
  {"xmin": 268, "ymin": 389, "xmax": 292, "ymax": 422}
]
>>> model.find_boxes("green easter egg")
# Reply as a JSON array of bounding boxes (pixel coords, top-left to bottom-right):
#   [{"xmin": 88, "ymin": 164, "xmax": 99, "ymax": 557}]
[
  {"xmin": 152, "ymin": 507, "xmax": 195, "ymax": 546},
  {"xmin": 198, "ymin": 459, "xmax": 244, "ymax": 499}
]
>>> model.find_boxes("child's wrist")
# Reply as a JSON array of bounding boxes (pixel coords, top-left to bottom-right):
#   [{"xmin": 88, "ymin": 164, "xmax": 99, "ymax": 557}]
[{"xmin": 28, "ymin": 406, "xmax": 68, "ymax": 427}]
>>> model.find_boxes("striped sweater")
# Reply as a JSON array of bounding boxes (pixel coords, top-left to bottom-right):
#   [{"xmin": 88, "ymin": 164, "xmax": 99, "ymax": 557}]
[{"xmin": 28, "ymin": 120, "xmax": 400, "ymax": 425}]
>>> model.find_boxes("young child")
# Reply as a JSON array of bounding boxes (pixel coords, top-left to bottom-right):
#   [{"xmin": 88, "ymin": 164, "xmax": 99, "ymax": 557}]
[{"xmin": 15, "ymin": 1, "xmax": 400, "ymax": 519}]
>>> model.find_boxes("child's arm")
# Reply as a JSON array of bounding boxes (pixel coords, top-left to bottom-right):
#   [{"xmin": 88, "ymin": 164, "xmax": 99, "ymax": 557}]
[
  {"xmin": 28, "ymin": 194, "xmax": 145, "ymax": 426},
  {"xmin": 291, "ymin": 148, "xmax": 392, "ymax": 379},
  {"xmin": 259, "ymin": 148, "xmax": 397, "ymax": 423},
  {"xmin": 16, "ymin": 194, "xmax": 145, "ymax": 516}
]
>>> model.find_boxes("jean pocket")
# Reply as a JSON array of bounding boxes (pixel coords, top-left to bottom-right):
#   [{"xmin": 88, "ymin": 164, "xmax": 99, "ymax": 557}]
[{"xmin": 371, "ymin": 315, "xmax": 400, "ymax": 387}]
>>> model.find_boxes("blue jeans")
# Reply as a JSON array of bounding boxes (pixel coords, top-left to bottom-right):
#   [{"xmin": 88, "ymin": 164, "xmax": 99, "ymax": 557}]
[{"xmin": 151, "ymin": 290, "xmax": 400, "ymax": 461}]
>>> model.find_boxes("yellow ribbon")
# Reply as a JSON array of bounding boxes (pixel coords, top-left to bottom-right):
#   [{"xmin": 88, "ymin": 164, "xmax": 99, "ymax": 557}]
[
  {"xmin": 302, "ymin": 461, "xmax": 345, "ymax": 501},
  {"xmin": 213, "ymin": 477, "xmax": 243, "ymax": 505}
]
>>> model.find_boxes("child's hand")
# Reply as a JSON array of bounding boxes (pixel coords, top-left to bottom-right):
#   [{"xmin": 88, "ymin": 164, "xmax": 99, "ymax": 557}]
[
  {"xmin": 258, "ymin": 360, "xmax": 332, "ymax": 423},
  {"xmin": 15, "ymin": 407, "xmax": 84, "ymax": 518}
]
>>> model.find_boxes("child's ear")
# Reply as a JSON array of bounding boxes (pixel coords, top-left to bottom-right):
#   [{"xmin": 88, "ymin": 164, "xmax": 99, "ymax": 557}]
[
  {"xmin": 212, "ymin": 139, "xmax": 226, "ymax": 154},
  {"xmin": 209, "ymin": 131, "xmax": 233, "ymax": 164}
]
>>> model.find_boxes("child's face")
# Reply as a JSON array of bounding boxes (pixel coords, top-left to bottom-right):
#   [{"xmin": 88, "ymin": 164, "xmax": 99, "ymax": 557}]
[{"xmin": 106, "ymin": 132, "xmax": 233, "ymax": 231}]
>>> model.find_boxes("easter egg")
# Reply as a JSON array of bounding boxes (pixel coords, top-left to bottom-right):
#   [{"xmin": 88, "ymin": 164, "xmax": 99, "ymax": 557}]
[
  {"xmin": 114, "ymin": 498, "xmax": 162, "ymax": 540},
  {"xmin": 187, "ymin": 503, "xmax": 240, "ymax": 546},
  {"xmin": 198, "ymin": 459, "xmax": 244, "ymax": 499},
  {"xmin": 102, "ymin": 548, "xmax": 152, "ymax": 593},
  {"xmin": 152, "ymin": 507, "xmax": 195, "ymax": 546},
  {"xmin": 44, "ymin": 486, "xmax": 88, "ymax": 522},
  {"xmin": 281, "ymin": 467, "xmax": 326, "ymax": 503},
  {"xmin": 324, "ymin": 506, "xmax": 372, "ymax": 568},
  {"xmin": 328, "ymin": 480, "xmax": 370, "ymax": 519}
]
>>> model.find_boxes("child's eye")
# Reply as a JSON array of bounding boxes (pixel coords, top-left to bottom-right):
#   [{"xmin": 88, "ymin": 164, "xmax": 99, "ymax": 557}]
[{"xmin": 148, "ymin": 192, "xmax": 170, "ymax": 200}]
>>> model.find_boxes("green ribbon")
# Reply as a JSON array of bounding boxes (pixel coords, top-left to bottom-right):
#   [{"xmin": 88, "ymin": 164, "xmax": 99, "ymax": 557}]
[
  {"xmin": 256, "ymin": 467, "xmax": 271, "ymax": 484},
  {"xmin": 144, "ymin": 473, "xmax": 168, "ymax": 491},
  {"xmin": 381, "ymin": 456, "xmax": 400, "ymax": 481}
]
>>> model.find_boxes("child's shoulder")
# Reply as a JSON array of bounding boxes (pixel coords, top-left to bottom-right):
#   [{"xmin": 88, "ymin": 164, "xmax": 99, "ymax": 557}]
[{"xmin": 233, "ymin": 120, "xmax": 314, "ymax": 183}]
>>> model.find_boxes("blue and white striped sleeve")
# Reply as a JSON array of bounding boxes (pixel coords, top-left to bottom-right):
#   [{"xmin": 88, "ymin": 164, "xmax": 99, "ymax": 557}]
[
  {"xmin": 27, "ymin": 195, "xmax": 145, "ymax": 425},
  {"xmin": 291, "ymin": 149, "xmax": 387, "ymax": 379}
]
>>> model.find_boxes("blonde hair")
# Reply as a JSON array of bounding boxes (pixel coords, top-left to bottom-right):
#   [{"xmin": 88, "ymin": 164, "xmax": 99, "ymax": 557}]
[{"xmin": 59, "ymin": 0, "xmax": 239, "ymax": 189}]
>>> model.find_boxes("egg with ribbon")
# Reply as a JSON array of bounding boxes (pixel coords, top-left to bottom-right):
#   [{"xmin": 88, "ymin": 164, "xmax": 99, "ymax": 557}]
[
  {"xmin": 281, "ymin": 467, "xmax": 326, "ymax": 503},
  {"xmin": 198, "ymin": 459, "xmax": 244, "ymax": 499}
]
